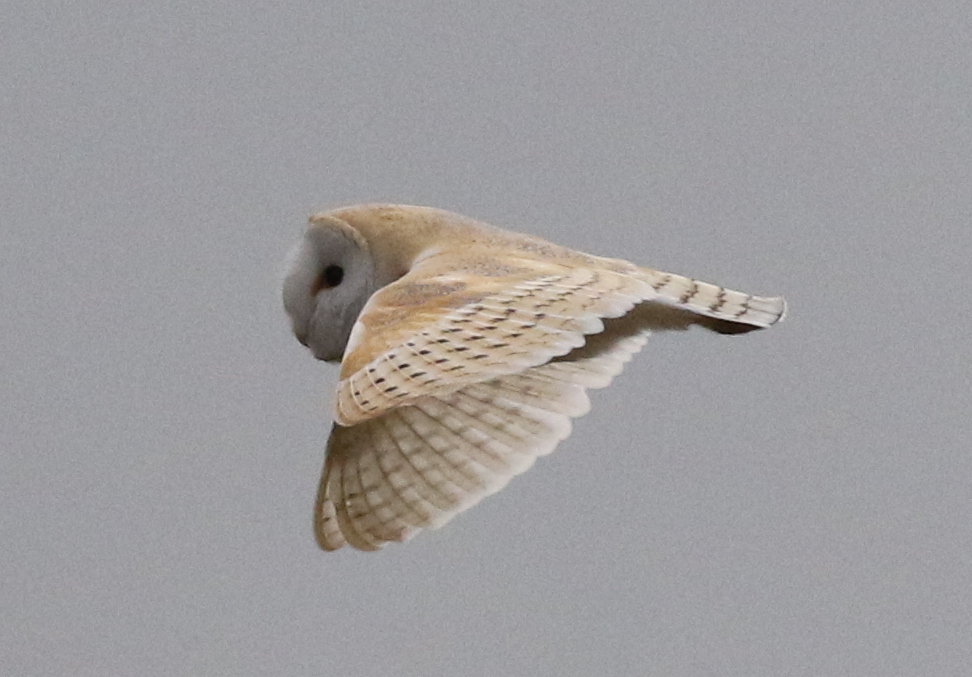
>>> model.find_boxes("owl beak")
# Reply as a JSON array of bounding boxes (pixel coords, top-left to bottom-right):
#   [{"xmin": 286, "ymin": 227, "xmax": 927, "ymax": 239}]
[{"xmin": 290, "ymin": 322, "xmax": 310, "ymax": 348}]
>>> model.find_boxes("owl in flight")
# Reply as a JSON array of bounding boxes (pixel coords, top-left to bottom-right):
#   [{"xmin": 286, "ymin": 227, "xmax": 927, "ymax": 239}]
[{"xmin": 283, "ymin": 204, "xmax": 785, "ymax": 551}]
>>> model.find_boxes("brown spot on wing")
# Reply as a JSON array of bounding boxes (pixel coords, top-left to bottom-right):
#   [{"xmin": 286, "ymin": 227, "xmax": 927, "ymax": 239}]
[{"xmin": 341, "ymin": 280, "xmax": 490, "ymax": 377}]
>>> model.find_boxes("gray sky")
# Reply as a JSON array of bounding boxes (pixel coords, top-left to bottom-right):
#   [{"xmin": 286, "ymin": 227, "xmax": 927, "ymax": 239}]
[{"xmin": 4, "ymin": 2, "xmax": 971, "ymax": 675}]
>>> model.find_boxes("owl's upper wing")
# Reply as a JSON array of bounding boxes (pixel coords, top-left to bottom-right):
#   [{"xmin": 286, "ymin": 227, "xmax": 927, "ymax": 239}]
[
  {"xmin": 333, "ymin": 253, "xmax": 784, "ymax": 426},
  {"xmin": 333, "ymin": 256, "xmax": 649, "ymax": 426}
]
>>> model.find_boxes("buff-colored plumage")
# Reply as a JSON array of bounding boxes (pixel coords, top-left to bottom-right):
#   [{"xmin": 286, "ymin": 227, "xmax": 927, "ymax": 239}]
[{"xmin": 283, "ymin": 204, "xmax": 786, "ymax": 551}]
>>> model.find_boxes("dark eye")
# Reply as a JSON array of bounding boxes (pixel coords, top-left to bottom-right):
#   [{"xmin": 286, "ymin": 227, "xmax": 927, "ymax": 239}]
[
  {"xmin": 321, "ymin": 264, "xmax": 344, "ymax": 288},
  {"xmin": 311, "ymin": 264, "xmax": 344, "ymax": 295}
]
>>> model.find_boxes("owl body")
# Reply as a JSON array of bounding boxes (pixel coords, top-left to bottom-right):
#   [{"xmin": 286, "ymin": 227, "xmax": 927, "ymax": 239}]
[{"xmin": 284, "ymin": 204, "xmax": 785, "ymax": 551}]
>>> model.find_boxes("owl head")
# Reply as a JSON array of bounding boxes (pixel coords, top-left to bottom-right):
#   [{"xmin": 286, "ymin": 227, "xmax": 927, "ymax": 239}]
[{"xmin": 281, "ymin": 214, "xmax": 383, "ymax": 362}]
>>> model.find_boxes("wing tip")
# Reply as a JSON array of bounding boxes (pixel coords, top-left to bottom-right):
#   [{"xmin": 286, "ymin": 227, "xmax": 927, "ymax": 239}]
[
  {"xmin": 699, "ymin": 294, "xmax": 787, "ymax": 334},
  {"xmin": 313, "ymin": 498, "xmax": 348, "ymax": 551}
]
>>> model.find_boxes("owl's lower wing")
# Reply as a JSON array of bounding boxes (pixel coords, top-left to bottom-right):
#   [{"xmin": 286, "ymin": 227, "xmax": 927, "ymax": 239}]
[{"xmin": 314, "ymin": 321, "xmax": 652, "ymax": 551}]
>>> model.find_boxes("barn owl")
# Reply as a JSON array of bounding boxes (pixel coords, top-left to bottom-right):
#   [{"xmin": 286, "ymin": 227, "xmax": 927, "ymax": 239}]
[{"xmin": 283, "ymin": 204, "xmax": 785, "ymax": 551}]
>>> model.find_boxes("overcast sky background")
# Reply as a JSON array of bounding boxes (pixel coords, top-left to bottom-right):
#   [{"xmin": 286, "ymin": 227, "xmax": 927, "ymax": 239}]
[{"xmin": 4, "ymin": 2, "xmax": 971, "ymax": 675}]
